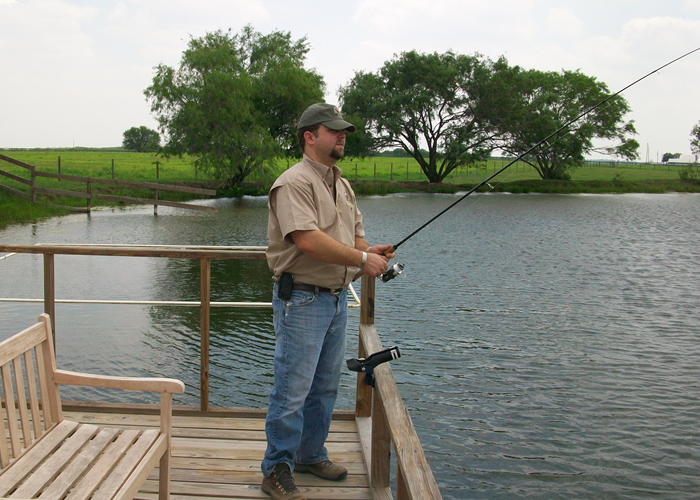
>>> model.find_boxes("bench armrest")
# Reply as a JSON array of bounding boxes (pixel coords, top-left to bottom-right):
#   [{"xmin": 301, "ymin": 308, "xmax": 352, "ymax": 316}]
[{"xmin": 54, "ymin": 369, "xmax": 185, "ymax": 394}]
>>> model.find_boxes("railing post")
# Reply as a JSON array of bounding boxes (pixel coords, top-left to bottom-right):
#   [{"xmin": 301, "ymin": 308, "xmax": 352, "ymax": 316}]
[
  {"xmin": 43, "ymin": 253, "xmax": 56, "ymax": 345},
  {"xmin": 200, "ymin": 258, "xmax": 211, "ymax": 411},
  {"xmin": 360, "ymin": 274, "xmax": 375, "ymax": 325},
  {"xmin": 356, "ymin": 275, "xmax": 375, "ymax": 417},
  {"xmin": 371, "ymin": 388, "xmax": 391, "ymax": 489}
]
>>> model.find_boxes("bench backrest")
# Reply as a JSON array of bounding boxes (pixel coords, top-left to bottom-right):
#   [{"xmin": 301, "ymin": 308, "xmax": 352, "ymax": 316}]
[{"xmin": 0, "ymin": 314, "xmax": 62, "ymax": 467}]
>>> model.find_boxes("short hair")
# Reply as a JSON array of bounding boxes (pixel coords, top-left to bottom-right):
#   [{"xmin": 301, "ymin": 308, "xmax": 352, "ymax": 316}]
[{"xmin": 296, "ymin": 124, "xmax": 321, "ymax": 154}]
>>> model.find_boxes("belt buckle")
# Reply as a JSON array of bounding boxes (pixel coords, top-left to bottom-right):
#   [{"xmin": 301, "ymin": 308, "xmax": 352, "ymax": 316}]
[{"xmin": 330, "ymin": 288, "xmax": 342, "ymax": 295}]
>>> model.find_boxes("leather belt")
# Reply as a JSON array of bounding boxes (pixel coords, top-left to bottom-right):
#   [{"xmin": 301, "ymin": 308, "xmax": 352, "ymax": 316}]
[{"xmin": 292, "ymin": 283, "xmax": 346, "ymax": 295}]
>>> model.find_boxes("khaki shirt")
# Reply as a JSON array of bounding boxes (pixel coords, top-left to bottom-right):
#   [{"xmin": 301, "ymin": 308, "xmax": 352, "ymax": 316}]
[{"xmin": 266, "ymin": 155, "xmax": 365, "ymax": 289}]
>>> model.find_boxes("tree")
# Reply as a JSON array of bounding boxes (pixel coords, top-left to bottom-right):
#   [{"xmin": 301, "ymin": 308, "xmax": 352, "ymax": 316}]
[
  {"xmin": 499, "ymin": 68, "xmax": 639, "ymax": 180},
  {"xmin": 144, "ymin": 26, "xmax": 324, "ymax": 188},
  {"xmin": 690, "ymin": 122, "xmax": 700, "ymax": 156},
  {"xmin": 662, "ymin": 152, "xmax": 682, "ymax": 162},
  {"xmin": 122, "ymin": 126, "xmax": 160, "ymax": 152},
  {"xmin": 339, "ymin": 51, "xmax": 512, "ymax": 183}
]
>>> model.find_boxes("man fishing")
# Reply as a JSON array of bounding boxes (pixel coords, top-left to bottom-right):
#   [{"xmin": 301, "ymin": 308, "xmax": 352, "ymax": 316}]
[{"xmin": 262, "ymin": 102, "xmax": 395, "ymax": 500}]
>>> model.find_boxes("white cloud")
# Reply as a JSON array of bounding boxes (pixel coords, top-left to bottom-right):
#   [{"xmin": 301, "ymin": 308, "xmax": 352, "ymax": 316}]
[
  {"xmin": 0, "ymin": 0, "xmax": 698, "ymax": 152},
  {"xmin": 546, "ymin": 7, "xmax": 583, "ymax": 38}
]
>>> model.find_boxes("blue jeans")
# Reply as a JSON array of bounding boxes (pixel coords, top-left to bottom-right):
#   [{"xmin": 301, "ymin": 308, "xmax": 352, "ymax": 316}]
[{"xmin": 261, "ymin": 284, "xmax": 348, "ymax": 477}]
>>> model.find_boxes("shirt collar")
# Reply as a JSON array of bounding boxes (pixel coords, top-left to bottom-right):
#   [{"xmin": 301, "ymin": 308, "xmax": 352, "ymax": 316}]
[{"xmin": 303, "ymin": 154, "xmax": 343, "ymax": 185}]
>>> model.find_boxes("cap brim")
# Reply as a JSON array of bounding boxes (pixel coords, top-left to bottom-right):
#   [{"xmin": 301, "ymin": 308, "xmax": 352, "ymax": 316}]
[{"xmin": 323, "ymin": 119, "xmax": 356, "ymax": 133}]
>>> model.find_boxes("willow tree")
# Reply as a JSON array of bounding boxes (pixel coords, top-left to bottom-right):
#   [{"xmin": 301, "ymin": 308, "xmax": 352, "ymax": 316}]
[
  {"xmin": 339, "ymin": 51, "xmax": 512, "ymax": 183},
  {"xmin": 500, "ymin": 69, "xmax": 639, "ymax": 180},
  {"xmin": 145, "ymin": 26, "xmax": 324, "ymax": 188}
]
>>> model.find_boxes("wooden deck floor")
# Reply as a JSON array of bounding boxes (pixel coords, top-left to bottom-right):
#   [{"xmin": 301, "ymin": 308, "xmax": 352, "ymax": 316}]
[{"xmin": 63, "ymin": 405, "xmax": 372, "ymax": 500}]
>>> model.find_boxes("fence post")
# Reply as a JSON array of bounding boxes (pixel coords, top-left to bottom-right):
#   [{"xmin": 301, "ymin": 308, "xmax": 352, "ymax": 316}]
[
  {"xmin": 57, "ymin": 156, "xmax": 61, "ymax": 181},
  {"xmin": 156, "ymin": 161, "xmax": 160, "ymax": 180},
  {"xmin": 154, "ymin": 189, "xmax": 159, "ymax": 216},
  {"xmin": 195, "ymin": 164, "xmax": 198, "ymax": 179},
  {"xmin": 355, "ymin": 163, "xmax": 358, "ymax": 181},
  {"xmin": 86, "ymin": 181, "xmax": 92, "ymax": 214},
  {"xmin": 374, "ymin": 162, "xmax": 376, "ymax": 181},
  {"xmin": 111, "ymin": 159, "xmax": 115, "ymax": 179},
  {"xmin": 30, "ymin": 166, "xmax": 36, "ymax": 203},
  {"xmin": 390, "ymin": 162, "xmax": 393, "ymax": 181}
]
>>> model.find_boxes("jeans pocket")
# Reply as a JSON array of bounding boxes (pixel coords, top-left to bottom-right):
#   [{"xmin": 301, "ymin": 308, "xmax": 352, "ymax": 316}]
[{"xmin": 287, "ymin": 290, "xmax": 316, "ymax": 308}]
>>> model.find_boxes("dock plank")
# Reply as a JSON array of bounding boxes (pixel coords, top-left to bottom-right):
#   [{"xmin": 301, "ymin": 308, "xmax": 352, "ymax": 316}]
[{"xmin": 62, "ymin": 409, "xmax": 372, "ymax": 500}]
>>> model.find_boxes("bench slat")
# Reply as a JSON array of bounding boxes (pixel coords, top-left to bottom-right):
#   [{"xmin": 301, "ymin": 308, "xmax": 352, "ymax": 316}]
[
  {"xmin": 2, "ymin": 363, "xmax": 21, "ymax": 458},
  {"xmin": 13, "ymin": 358, "xmax": 32, "ymax": 449},
  {"xmin": 11, "ymin": 423, "xmax": 99, "ymax": 498},
  {"xmin": 113, "ymin": 434, "xmax": 167, "ymax": 500},
  {"xmin": 0, "ymin": 420, "xmax": 78, "ymax": 496},
  {"xmin": 23, "ymin": 351, "xmax": 42, "ymax": 441},
  {"xmin": 65, "ymin": 429, "xmax": 140, "ymax": 500},
  {"xmin": 91, "ymin": 429, "xmax": 159, "ymax": 500},
  {"xmin": 33, "ymin": 347, "xmax": 53, "ymax": 430},
  {"xmin": 0, "ymin": 325, "xmax": 46, "ymax": 368},
  {"xmin": 37, "ymin": 427, "xmax": 118, "ymax": 500}
]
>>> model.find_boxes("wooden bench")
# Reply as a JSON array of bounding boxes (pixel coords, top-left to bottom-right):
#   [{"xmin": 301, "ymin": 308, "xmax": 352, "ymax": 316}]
[{"xmin": 0, "ymin": 314, "xmax": 185, "ymax": 499}]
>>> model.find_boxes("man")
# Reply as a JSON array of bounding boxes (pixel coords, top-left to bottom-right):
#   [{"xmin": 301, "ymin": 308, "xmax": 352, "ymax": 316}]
[{"xmin": 262, "ymin": 103, "xmax": 395, "ymax": 500}]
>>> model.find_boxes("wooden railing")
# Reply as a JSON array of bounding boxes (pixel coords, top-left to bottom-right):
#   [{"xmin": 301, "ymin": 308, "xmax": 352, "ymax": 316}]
[
  {"xmin": 0, "ymin": 243, "xmax": 442, "ymax": 499},
  {"xmin": 0, "ymin": 244, "xmax": 265, "ymax": 412},
  {"xmin": 0, "ymin": 153, "xmax": 217, "ymax": 214},
  {"xmin": 356, "ymin": 276, "xmax": 442, "ymax": 499}
]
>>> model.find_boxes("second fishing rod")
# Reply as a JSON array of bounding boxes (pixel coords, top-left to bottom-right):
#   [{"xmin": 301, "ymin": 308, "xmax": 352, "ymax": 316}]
[{"xmin": 377, "ymin": 47, "xmax": 700, "ymax": 283}]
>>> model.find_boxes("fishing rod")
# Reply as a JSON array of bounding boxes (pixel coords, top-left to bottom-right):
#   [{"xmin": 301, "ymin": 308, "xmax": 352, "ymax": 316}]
[{"xmin": 385, "ymin": 47, "xmax": 700, "ymax": 261}]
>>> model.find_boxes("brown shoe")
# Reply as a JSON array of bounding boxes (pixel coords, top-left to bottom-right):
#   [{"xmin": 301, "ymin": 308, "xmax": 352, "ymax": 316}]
[
  {"xmin": 262, "ymin": 463, "xmax": 306, "ymax": 500},
  {"xmin": 294, "ymin": 460, "xmax": 348, "ymax": 481}
]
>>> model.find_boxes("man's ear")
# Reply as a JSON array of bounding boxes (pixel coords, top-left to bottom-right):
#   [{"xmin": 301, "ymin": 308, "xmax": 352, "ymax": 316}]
[{"xmin": 304, "ymin": 130, "xmax": 317, "ymax": 146}]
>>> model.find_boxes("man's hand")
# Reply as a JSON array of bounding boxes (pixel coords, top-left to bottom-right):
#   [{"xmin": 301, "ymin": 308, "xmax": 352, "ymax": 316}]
[
  {"xmin": 368, "ymin": 244, "xmax": 396, "ymax": 260},
  {"xmin": 362, "ymin": 251, "xmax": 389, "ymax": 278}
]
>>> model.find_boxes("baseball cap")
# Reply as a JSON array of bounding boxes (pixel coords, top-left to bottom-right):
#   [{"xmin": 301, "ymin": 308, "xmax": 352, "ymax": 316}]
[{"xmin": 297, "ymin": 103, "xmax": 356, "ymax": 132}]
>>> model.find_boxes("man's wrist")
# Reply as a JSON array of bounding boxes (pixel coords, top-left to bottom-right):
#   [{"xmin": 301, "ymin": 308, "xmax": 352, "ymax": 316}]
[{"xmin": 359, "ymin": 251, "xmax": 368, "ymax": 268}]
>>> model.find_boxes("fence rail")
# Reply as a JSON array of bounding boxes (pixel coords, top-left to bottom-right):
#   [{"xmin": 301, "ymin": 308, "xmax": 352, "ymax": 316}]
[{"xmin": 0, "ymin": 153, "xmax": 217, "ymax": 214}]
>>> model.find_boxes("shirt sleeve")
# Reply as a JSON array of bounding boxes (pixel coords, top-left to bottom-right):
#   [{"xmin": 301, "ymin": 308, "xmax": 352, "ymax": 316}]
[{"xmin": 270, "ymin": 181, "xmax": 320, "ymax": 242}]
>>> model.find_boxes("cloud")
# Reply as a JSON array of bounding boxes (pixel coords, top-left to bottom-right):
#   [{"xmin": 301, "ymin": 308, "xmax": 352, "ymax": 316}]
[{"xmin": 546, "ymin": 7, "xmax": 584, "ymax": 38}]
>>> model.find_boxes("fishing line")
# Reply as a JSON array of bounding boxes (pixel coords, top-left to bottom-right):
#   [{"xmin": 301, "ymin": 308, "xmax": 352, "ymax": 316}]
[{"xmin": 389, "ymin": 47, "xmax": 700, "ymax": 253}]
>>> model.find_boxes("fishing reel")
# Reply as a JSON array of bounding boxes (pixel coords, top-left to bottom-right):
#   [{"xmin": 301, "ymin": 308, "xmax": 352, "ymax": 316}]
[
  {"xmin": 346, "ymin": 346, "xmax": 401, "ymax": 387},
  {"xmin": 381, "ymin": 262, "xmax": 405, "ymax": 283}
]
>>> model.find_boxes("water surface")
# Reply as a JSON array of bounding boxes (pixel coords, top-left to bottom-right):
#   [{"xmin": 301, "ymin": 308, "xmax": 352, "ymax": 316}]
[{"xmin": 1, "ymin": 192, "xmax": 699, "ymax": 499}]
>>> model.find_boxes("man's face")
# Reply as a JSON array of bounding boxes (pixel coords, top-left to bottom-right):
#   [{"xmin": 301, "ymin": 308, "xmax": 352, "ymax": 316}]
[{"xmin": 307, "ymin": 125, "xmax": 347, "ymax": 164}]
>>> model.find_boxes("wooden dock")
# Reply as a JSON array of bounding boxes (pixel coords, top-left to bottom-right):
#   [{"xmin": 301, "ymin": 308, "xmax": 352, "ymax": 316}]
[
  {"xmin": 0, "ymin": 244, "xmax": 442, "ymax": 499},
  {"xmin": 64, "ymin": 405, "xmax": 371, "ymax": 500}
]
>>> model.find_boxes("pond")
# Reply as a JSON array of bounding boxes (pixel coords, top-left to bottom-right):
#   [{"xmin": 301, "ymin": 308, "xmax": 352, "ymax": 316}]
[{"xmin": 1, "ymin": 192, "xmax": 699, "ymax": 499}]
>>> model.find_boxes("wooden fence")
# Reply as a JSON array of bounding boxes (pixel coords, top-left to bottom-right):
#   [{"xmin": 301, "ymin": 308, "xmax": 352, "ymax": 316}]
[{"xmin": 0, "ymin": 153, "xmax": 217, "ymax": 214}]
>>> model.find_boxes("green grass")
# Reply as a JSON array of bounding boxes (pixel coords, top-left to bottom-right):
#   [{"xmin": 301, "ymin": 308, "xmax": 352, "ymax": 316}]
[
  {"xmin": 2, "ymin": 149, "xmax": 699, "ymax": 229},
  {"xmin": 2, "ymin": 149, "xmax": 204, "ymax": 183},
  {"xmin": 0, "ymin": 192, "xmax": 69, "ymax": 229}
]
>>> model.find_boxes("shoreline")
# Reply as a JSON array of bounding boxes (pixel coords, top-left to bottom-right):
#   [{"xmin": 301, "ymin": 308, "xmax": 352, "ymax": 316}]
[{"xmin": 3, "ymin": 178, "xmax": 700, "ymax": 230}]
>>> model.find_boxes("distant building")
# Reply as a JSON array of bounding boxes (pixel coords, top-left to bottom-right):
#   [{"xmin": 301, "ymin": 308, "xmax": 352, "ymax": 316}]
[{"xmin": 667, "ymin": 154, "xmax": 698, "ymax": 164}]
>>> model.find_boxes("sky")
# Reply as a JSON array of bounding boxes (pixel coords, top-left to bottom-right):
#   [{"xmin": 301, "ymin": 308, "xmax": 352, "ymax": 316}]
[{"xmin": 1, "ymin": 0, "xmax": 699, "ymax": 161}]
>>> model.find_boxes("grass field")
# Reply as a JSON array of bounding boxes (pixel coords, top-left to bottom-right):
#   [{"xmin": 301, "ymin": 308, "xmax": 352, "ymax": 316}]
[
  {"xmin": 1, "ymin": 149, "xmax": 699, "ymax": 229},
  {"xmin": 2, "ymin": 149, "xmax": 695, "ymax": 185}
]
